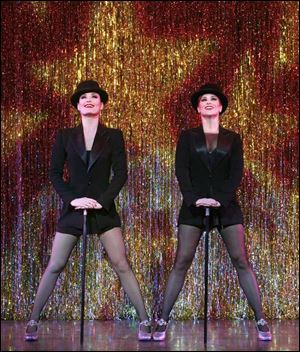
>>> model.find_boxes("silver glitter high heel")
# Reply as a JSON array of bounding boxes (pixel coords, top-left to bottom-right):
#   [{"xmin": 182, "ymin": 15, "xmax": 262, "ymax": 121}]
[
  {"xmin": 24, "ymin": 320, "xmax": 39, "ymax": 341},
  {"xmin": 138, "ymin": 319, "xmax": 152, "ymax": 340},
  {"xmin": 153, "ymin": 318, "xmax": 168, "ymax": 341},
  {"xmin": 256, "ymin": 318, "xmax": 272, "ymax": 341}
]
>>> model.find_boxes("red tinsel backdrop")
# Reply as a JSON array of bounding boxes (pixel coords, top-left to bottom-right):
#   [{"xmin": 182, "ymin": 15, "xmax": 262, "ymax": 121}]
[{"xmin": 1, "ymin": 1, "xmax": 298, "ymax": 320}]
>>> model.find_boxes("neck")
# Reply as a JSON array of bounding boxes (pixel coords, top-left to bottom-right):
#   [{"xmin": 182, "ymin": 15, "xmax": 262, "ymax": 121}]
[
  {"xmin": 201, "ymin": 114, "xmax": 220, "ymax": 133},
  {"xmin": 81, "ymin": 116, "xmax": 99, "ymax": 130}
]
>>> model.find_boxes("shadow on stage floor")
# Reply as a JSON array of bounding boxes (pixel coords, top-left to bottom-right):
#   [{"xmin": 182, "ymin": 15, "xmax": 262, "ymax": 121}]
[{"xmin": 1, "ymin": 319, "xmax": 299, "ymax": 351}]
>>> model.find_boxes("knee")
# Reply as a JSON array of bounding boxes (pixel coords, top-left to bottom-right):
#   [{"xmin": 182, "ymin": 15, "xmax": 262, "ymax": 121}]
[
  {"xmin": 174, "ymin": 256, "xmax": 193, "ymax": 272},
  {"xmin": 47, "ymin": 260, "xmax": 66, "ymax": 274},
  {"xmin": 111, "ymin": 258, "xmax": 130, "ymax": 274},
  {"xmin": 231, "ymin": 256, "xmax": 249, "ymax": 271}
]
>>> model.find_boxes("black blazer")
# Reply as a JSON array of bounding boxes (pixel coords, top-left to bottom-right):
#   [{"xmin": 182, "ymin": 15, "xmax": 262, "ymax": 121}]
[
  {"xmin": 49, "ymin": 123, "xmax": 127, "ymax": 235},
  {"xmin": 176, "ymin": 125, "xmax": 244, "ymax": 228}
]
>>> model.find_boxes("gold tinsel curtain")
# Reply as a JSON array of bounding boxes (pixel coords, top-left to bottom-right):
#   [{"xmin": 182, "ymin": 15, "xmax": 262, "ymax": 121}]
[{"xmin": 1, "ymin": 1, "xmax": 298, "ymax": 320}]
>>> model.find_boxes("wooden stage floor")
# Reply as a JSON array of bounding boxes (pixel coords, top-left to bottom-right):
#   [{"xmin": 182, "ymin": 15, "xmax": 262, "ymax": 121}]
[{"xmin": 1, "ymin": 319, "xmax": 299, "ymax": 351}]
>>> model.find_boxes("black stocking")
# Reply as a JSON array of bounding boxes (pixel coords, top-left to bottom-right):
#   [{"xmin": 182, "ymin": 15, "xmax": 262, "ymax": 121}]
[
  {"xmin": 161, "ymin": 224, "xmax": 202, "ymax": 321},
  {"xmin": 220, "ymin": 224, "xmax": 264, "ymax": 321},
  {"xmin": 100, "ymin": 227, "xmax": 149, "ymax": 322},
  {"xmin": 29, "ymin": 232, "xmax": 78, "ymax": 321}
]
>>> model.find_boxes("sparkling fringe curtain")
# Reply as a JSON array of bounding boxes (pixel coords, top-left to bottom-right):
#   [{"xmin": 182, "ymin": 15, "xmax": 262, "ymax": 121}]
[{"xmin": 1, "ymin": 1, "xmax": 298, "ymax": 320}]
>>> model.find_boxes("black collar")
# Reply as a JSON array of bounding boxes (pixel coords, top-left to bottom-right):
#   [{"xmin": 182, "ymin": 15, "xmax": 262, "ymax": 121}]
[
  {"xmin": 71, "ymin": 123, "xmax": 109, "ymax": 172},
  {"xmin": 190, "ymin": 126, "xmax": 234, "ymax": 171}
]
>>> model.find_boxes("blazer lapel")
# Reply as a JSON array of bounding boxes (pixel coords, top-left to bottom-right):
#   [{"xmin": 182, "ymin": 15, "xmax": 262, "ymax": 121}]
[
  {"xmin": 71, "ymin": 124, "xmax": 86, "ymax": 166},
  {"xmin": 191, "ymin": 126, "xmax": 234, "ymax": 171},
  {"xmin": 88, "ymin": 124, "xmax": 109, "ymax": 173},
  {"xmin": 212, "ymin": 127, "xmax": 234, "ymax": 168},
  {"xmin": 191, "ymin": 126, "xmax": 211, "ymax": 171},
  {"xmin": 70, "ymin": 123, "xmax": 109, "ymax": 172}
]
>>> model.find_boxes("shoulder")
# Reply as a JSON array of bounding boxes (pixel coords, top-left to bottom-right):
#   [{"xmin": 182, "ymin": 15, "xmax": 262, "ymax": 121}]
[
  {"xmin": 53, "ymin": 127, "xmax": 74, "ymax": 139},
  {"xmin": 178, "ymin": 127, "xmax": 200, "ymax": 138},
  {"xmin": 104, "ymin": 126, "xmax": 123, "ymax": 134},
  {"xmin": 102, "ymin": 127, "xmax": 125, "ymax": 146},
  {"xmin": 220, "ymin": 127, "xmax": 241, "ymax": 140},
  {"xmin": 185, "ymin": 127, "xmax": 200, "ymax": 134},
  {"xmin": 103, "ymin": 126, "xmax": 124, "ymax": 138},
  {"xmin": 56, "ymin": 126, "xmax": 78, "ymax": 134}
]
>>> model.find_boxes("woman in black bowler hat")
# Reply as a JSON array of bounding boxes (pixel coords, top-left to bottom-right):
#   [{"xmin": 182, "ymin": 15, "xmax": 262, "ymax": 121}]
[
  {"xmin": 25, "ymin": 80, "xmax": 151, "ymax": 341},
  {"xmin": 153, "ymin": 83, "xmax": 272, "ymax": 341}
]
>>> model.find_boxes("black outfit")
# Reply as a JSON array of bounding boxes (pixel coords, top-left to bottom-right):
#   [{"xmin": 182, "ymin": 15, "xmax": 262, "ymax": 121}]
[
  {"xmin": 176, "ymin": 125, "xmax": 244, "ymax": 229},
  {"xmin": 49, "ymin": 123, "xmax": 127, "ymax": 236}
]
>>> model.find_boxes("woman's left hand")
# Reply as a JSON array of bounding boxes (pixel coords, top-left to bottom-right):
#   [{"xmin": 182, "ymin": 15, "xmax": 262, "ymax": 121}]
[
  {"xmin": 195, "ymin": 198, "xmax": 221, "ymax": 207},
  {"xmin": 75, "ymin": 202, "xmax": 102, "ymax": 210}
]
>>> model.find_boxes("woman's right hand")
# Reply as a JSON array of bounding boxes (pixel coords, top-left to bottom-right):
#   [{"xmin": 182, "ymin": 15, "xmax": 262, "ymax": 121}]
[{"xmin": 70, "ymin": 197, "xmax": 101, "ymax": 209}]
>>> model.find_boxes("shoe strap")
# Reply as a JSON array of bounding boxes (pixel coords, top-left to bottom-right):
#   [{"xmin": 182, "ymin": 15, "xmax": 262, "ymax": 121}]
[
  {"xmin": 140, "ymin": 319, "xmax": 151, "ymax": 327},
  {"xmin": 156, "ymin": 318, "xmax": 168, "ymax": 326},
  {"xmin": 256, "ymin": 318, "xmax": 268, "ymax": 326},
  {"xmin": 27, "ymin": 320, "xmax": 38, "ymax": 327}
]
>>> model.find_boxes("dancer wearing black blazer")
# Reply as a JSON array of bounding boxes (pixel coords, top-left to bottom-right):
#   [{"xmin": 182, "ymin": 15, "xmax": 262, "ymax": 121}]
[
  {"xmin": 25, "ymin": 80, "xmax": 151, "ymax": 341},
  {"xmin": 153, "ymin": 84, "xmax": 272, "ymax": 342}
]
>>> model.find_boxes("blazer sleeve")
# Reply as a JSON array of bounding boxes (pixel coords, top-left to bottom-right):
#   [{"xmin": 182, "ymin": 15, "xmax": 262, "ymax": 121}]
[
  {"xmin": 96, "ymin": 129, "xmax": 128, "ymax": 211},
  {"xmin": 175, "ymin": 131, "xmax": 199, "ymax": 207},
  {"xmin": 213, "ymin": 134, "xmax": 244, "ymax": 208},
  {"xmin": 49, "ymin": 129, "xmax": 77, "ymax": 205}
]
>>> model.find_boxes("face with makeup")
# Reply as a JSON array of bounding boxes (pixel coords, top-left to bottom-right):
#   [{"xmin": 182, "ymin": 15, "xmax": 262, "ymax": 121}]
[
  {"xmin": 197, "ymin": 93, "xmax": 223, "ymax": 116},
  {"xmin": 77, "ymin": 92, "xmax": 104, "ymax": 117}
]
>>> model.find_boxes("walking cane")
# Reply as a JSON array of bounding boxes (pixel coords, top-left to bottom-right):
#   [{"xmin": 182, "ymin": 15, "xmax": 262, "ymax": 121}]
[
  {"xmin": 204, "ymin": 207, "xmax": 210, "ymax": 345},
  {"xmin": 80, "ymin": 209, "xmax": 88, "ymax": 344}
]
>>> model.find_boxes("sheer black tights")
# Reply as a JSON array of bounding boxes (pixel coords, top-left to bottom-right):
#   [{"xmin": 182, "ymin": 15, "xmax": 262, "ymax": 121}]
[
  {"xmin": 161, "ymin": 224, "xmax": 264, "ymax": 321},
  {"xmin": 29, "ymin": 229, "xmax": 149, "ymax": 322},
  {"xmin": 30, "ymin": 232, "xmax": 78, "ymax": 321}
]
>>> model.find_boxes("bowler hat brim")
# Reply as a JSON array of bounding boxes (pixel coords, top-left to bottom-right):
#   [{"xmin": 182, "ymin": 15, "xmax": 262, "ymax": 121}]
[
  {"xmin": 71, "ymin": 87, "xmax": 108, "ymax": 108},
  {"xmin": 191, "ymin": 87, "xmax": 228, "ymax": 114}
]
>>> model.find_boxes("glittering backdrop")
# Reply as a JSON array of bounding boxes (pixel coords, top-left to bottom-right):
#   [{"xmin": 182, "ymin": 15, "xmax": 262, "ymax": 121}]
[{"xmin": 1, "ymin": 1, "xmax": 299, "ymax": 321}]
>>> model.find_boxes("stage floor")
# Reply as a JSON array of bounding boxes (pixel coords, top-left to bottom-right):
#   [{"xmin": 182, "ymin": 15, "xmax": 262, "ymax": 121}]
[{"xmin": 1, "ymin": 319, "xmax": 299, "ymax": 351}]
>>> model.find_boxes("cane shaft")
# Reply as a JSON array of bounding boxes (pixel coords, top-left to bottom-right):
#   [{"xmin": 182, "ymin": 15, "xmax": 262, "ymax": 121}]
[
  {"xmin": 204, "ymin": 207, "xmax": 210, "ymax": 345},
  {"xmin": 80, "ymin": 209, "xmax": 88, "ymax": 344}
]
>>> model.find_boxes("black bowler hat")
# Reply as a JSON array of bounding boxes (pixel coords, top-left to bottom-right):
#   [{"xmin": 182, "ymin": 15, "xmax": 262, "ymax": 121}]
[
  {"xmin": 71, "ymin": 80, "xmax": 109, "ymax": 108},
  {"xmin": 191, "ymin": 83, "xmax": 228, "ymax": 114}
]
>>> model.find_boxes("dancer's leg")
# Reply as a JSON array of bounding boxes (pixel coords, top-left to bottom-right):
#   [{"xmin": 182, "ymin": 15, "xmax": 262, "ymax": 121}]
[
  {"xmin": 220, "ymin": 224, "xmax": 265, "ymax": 320},
  {"xmin": 100, "ymin": 227, "xmax": 149, "ymax": 322},
  {"xmin": 29, "ymin": 232, "xmax": 78, "ymax": 321},
  {"xmin": 160, "ymin": 224, "xmax": 202, "ymax": 321}
]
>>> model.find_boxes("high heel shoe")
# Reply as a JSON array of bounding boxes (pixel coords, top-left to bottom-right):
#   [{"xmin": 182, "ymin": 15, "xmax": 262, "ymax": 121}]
[
  {"xmin": 138, "ymin": 319, "xmax": 152, "ymax": 341},
  {"xmin": 153, "ymin": 318, "xmax": 168, "ymax": 341},
  {"xmin": 24, "ymin": 320, "xmax": 39, "ymax": 341},
  {"xmin": 256, "ymin": 318, "xmax": 272, "ymax": 341}
]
